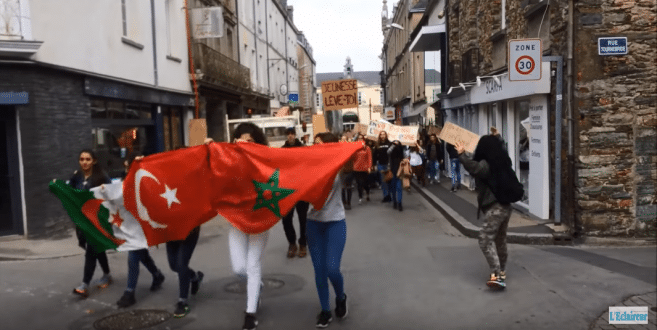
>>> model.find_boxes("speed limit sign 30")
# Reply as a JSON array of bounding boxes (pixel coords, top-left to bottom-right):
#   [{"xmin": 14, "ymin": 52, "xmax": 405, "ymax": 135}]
[{"xmin": 509, "ymin": 39, "xmax": 542, "ymax": 81}]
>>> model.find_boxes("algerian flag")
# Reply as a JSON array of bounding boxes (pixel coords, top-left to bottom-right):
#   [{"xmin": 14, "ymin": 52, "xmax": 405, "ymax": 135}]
[{"xmin": 49, "ymin": 180, "xmax": 148, "ymax": 252}]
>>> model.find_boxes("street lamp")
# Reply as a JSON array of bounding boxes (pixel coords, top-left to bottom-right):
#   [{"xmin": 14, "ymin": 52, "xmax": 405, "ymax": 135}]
[{"xmin": 386, "ymin": 23, "xmax": 404, "ymax": 30}]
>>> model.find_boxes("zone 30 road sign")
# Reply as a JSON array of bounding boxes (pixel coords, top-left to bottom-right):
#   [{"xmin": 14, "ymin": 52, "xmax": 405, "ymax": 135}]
[{"xmin": 509, "ymin": 39, "xmax": 542, "ymax": 81}]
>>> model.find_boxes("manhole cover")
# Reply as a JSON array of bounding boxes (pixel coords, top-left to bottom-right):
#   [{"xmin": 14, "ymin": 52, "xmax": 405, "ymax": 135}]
[
  {"xmin": 225, "ymin": 277, "xmax": 285, "ymax": 294},
  {"xmin": 93, "ymin": 310, "xmax": 171, "ymax": 330}
]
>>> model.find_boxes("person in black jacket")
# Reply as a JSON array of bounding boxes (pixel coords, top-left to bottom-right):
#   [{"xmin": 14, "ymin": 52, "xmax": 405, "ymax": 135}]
[
  {"xmin": 446, "ymin": 142, "xmax": 462, "ymax": 192},
  {"xmin": 69, "ymin": 149, "xmax": 112, "ymax": 298},
  {"xmin": 455, "ymin": 136, "xmax": 513, "ymax": 289},
  {"xmin": 388, "ymin": 140, "xmax": 405, "ymax": 211},
  {"xmin": 373, "ymin": 131, "xmax": 392, "ymax": 202},
  {"xmin": 425, "ymin": 134, "xmax": 444, "ymax": 184},
  {"xmin": 281, "ymin": 128, "xmax": 310, "ymax": 258}
]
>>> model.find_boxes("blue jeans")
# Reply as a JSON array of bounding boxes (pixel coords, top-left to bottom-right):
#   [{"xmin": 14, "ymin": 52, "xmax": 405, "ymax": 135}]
[
  {"xmin": 126, "ymin": 249, "xmax": 160, "ymax": 291},
  {"xmin": 427, "ymin": 160, "xmax": 439, "ymax": 181},
  {"xmin": 390, "ymin": 174, "xmax": 402, "ymax": 203},
  {"xmin": 166, "ymin": 227, "xmax": 200, "ymax": 300},
  {"xmin": 377, "ymin": 164, "xmax": 390, "ymax": 198},
  {"xmin": 450, "ymin": 159, "xmax": 461, "ymax": 187},
  {"xmin": 306, "ymin": 220, "xmax": 347, "ymax": 312}
]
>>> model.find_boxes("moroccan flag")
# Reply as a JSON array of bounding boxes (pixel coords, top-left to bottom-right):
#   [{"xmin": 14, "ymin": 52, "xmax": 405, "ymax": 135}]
[
  {"xmin": 51, "ymin": 141, "xmax": 364, "ymax": 251},
  {"xmin": 49, "ymin": 180, "xmax": 148, "ymax": 252}
]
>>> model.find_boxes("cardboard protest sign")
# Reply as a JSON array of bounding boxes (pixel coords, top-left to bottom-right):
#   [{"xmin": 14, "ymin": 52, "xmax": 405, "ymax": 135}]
[
  {"xmin": 312, "ymin": 114, "xmax": 327, "ymax": 134},
  {"xmin": 438, "ymin": 122, "xmax": 480, "ymax": 153},
  {"xmin": 188, "ymin": 119, "xmax": 207, "ymax": 146},
  {"xmin": 366, "ymin": 121, "xmax": 419, "ymax": 145},
  {"xmin": 321, "ymin": 79, "xmax": 358, "ymax": 111},
  {"xmin": 355, "ymin": 123, "xmax": 369, "ymax": 136}
]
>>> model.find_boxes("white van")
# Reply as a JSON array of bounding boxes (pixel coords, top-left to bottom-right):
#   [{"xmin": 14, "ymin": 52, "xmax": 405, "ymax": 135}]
[{"xmin": 225, "ymin": 111, "xmax": 312, "ymax": 148}]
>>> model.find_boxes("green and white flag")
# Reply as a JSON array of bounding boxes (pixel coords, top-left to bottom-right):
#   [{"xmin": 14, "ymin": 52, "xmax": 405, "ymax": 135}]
[{"xmin": 49, "ymin": 180, "xmax": 148, "ymax": 252}]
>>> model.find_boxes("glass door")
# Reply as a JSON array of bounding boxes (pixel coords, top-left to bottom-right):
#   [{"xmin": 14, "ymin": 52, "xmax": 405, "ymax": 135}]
[{"xmin": 515, "ymin": 99, "xmax": 530, "ymax": 205}]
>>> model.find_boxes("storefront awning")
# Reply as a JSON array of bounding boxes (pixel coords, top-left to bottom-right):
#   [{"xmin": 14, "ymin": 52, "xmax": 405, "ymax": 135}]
[
  {"xmin": 410, "ymin": 24, "xmax": 446, "ymax": 53},
  {"xmin": 404, "ymin": 103, "xmax": 429, "ymax": 118}
]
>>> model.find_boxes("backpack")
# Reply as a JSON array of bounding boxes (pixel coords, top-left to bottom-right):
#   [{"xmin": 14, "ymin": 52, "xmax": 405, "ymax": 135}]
[{"xmin": 485, "ymin": 165, "xmax": 524, "ymax": 204}]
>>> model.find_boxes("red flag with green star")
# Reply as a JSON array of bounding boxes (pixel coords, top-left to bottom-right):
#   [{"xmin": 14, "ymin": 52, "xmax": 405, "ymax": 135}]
[{"xmin": 113, "ymin": 141, "xmax": 363, "ymax": 246}]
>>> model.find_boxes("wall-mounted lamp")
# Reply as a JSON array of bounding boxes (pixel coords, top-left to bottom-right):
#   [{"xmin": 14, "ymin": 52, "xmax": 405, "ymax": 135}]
[
  {"xmin": 476, "ymin": 75, "xmax": 502, "ymax": 86},
  {"xmin": 386, "ymin": 23, "xmax": 404, "ymax": 30}
]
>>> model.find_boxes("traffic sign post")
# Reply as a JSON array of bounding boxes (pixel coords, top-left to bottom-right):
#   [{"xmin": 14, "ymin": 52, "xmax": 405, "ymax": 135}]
[{"xmin": 509, "ymin": 39, "xmax": 542, "ymax": 81}]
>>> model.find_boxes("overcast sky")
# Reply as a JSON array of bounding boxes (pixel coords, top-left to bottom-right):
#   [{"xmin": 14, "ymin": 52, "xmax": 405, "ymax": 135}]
[
  {"xmin": 288, "ymin": 0, "xmax": 440, "ymax": 74},
  {"xmin": 288, "ymin": 0, "xmax": 386, "ymax": 73}
]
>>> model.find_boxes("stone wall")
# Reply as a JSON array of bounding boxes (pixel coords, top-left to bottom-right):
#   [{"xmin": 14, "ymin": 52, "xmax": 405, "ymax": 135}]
[{"xmin": 574, "ymin": 0, "xmax": 657, "ymax": 236}]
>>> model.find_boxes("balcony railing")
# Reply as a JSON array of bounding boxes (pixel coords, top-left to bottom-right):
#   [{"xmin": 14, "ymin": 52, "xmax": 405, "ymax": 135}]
[{"xmin": 193, "ymin": 42, "xmax": 250, "ymax": 90}]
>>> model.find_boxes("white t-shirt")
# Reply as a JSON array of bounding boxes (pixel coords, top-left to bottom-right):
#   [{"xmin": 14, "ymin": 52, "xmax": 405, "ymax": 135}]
[
  {"xmin": 409, "ymin": 151, "xmax": 423, "ymax": 167},
  {"xmin": 307, "ymin": 174, "xmax": 345, "ymax": 222}
]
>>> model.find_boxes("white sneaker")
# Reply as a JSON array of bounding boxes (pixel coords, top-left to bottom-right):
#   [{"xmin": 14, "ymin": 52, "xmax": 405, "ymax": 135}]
[{"xmin": 358, "ymin": 198, "xmax": 362, "ymax": 205}]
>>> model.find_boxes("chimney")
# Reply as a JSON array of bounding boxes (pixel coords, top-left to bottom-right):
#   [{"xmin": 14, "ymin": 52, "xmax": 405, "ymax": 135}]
[
  {"xmin": 279, "ymin": 0, "xmax": 288, "ymax": 10},
  {"xmin": 287, "ymin": 6, "xmax": 294, "ymax": 22}
]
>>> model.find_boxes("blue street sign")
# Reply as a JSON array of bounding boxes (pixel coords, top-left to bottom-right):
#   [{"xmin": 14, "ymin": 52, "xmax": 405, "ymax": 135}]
[
  {"xmin": 288, "ymin": 93, "xmax": 299, "ymax": 103},
  {"xmin": 598, "ymin": 37, "xmax": 627, "ymax": 56}
]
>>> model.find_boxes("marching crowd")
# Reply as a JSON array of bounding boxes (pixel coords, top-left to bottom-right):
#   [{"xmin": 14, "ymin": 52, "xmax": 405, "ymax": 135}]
[{"xmin": 63, "ymin": 124, "xmax": 517, "ymax": 330}]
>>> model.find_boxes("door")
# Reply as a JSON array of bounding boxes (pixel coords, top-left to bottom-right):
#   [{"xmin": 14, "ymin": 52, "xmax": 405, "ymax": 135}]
[{"xmin": 0, "ymin": 106, "xmax": 23, "ymax": 236}]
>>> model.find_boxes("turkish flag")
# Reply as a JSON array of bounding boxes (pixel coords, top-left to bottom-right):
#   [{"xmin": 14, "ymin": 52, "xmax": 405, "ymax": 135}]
[
  {"xmin": 123, "ymin": 142, "xmax": 363, "ymax": 245},
  {"xmin": 123, "ymin": 146, "xmax": 217, "ymax": 245}
]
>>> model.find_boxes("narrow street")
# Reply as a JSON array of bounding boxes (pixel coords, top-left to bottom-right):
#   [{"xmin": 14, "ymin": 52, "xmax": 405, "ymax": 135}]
[{"xmin": 1, "ymin": 189, "xmax": 654, "ymax": 329}]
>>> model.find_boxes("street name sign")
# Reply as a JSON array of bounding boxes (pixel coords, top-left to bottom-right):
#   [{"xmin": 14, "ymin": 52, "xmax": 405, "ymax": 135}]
[
  {"xmin": 598, "ymin": 37, "xmax": 627, "ymax": 56},
  {"xmin": 509, "ymin": 39, "xmax": 542, "ymax": 81}
]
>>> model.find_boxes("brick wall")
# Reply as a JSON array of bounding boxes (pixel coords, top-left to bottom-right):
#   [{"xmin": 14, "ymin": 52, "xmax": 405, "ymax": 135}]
[
  {"xmin": 574, "ymin": 0, "xmax": 657, "ymax": 236},
  {"xmin": 0, "ymin": 65, "xmax": 92, "ymax": 238}
]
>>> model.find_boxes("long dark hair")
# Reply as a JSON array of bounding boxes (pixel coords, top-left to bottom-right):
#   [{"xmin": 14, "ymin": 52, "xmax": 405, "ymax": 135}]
[
  {"xmin": 473, "ymin": 135, "xmax": 512, "ymax": 174},
  {"xmin": 78, "ymin": 149, "xmax": 108, "ymax": 187},
  {"xmin": 233, "ymin": 122, "xmax": 268, "ymax": 146},
  {"xmin": 315, "ymin": 132, "xmax": 339, "ymax": 143},
  {"xmin": 377, "ymin": 131, "xmax": 390, "ymax": 147}
]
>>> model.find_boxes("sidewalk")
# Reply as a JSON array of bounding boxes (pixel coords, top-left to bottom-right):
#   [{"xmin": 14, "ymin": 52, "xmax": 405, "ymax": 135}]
[
  {"xmin": 0, "ymin": 216, "xmax": 231, "ymax": 261},
  {"xmin": 412, "ymin": 175, "xmax": 656, "ymax": 246}
]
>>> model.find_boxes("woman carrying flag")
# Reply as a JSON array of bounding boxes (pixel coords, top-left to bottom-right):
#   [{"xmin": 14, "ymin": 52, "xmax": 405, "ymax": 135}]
[
  {"xmin": 307, "ymin": 132, "xmax": 350, "ymax": 328},
  {"xmin": 205, "ymin": 122, "xmax": 270, "ymax": 330},
  {"xmin": 68, "ymin": 149, "xmax": 113, "ymax": 298}
]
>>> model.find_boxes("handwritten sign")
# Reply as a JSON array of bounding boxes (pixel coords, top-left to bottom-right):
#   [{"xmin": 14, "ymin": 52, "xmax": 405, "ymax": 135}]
[
  {"xmin": 366, "ymin": 121, "xmax": 419, "ymax": 146},
  {"xmin": 321, "ymin": 79, "xmax": 358, "ymax": 111},
  {"xmin": 312, "ymin": 114, "xmax": 327, "ymax": 135},
  {"xmin": 355, "ymin": 123, "xmax": 368, "ymax": 136},
  {"xmin": 438, "ymin": 122, "xmax": 480, "ymax": 153},
  {"xmin": 188, "ymin": 119, "xmax": 207, "ymax": 147}
]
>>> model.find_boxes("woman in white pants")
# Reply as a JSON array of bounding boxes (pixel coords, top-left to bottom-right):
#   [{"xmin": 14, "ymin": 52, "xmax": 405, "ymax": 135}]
[{"xmin": 205, "ymin": 122, "xmax": 269, "ymax": 330}]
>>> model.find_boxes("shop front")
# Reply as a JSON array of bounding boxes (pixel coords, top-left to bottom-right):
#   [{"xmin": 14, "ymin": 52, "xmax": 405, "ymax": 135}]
[{"xmin": 442, "ymin": 62, "xmax": 552, "ymax": 220}]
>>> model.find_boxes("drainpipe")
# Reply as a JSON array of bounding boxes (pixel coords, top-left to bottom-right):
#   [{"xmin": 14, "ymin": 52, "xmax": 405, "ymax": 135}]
[
  {"xmin": 150, "ymin": 0, "xmax": 158, "ymax": 86},
  {"xmin": 566, "ymin": 0, "xmax": 581, "ymax": 236},
  {"xmin": 265, "ymin": 0, "xmax": 271, "ymax": 100},
  {"xmin": 252, "ymin": 0, "xmax": 259, "ymax": 93}
]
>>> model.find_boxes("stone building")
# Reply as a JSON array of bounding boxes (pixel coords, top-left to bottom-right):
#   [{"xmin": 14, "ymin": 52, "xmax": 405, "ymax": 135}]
[
  {"xmin": 296, "ymin": 32, "xmax": 317, "ymax": 123},
  {"xmin": 434, "ymin": 0, "xmax": 655, "ymax": 236}
]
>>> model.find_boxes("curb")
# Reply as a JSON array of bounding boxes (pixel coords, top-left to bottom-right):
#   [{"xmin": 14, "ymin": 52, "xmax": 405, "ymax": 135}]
[
  {"xmin": 413, "ymin": 182, "xmax": 559, "ymax": 245},
  {"xmin": 413, "ymin": 182, "xmax": 657, "ymax": 247}
]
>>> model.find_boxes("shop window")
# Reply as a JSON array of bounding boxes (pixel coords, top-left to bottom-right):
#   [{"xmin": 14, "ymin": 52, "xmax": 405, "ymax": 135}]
[
  {"xmin": 515, "ymin": 99, "xmax": 530, "ymax": 204},
  {"xmin": 92, "ymin": 126, "xmax": 152, "ymax": 179}
]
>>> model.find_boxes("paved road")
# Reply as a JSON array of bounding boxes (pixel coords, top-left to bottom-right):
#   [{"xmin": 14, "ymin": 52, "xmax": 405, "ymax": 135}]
[{"xmin": 0, "ymin": 190, "xmax": 655, "ymax": 329}]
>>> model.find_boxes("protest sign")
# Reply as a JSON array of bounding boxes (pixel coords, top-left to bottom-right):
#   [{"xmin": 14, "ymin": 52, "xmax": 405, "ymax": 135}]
[
  {"xmin": 366, "ymin": 121, "xmax": 419, "ymax": 145},
  {"xmin": 188, "ymin": 119, "xmax": 207, "ymax": 147},
  {"xmin": 312, "ymin": 114, "xmax": 327, "ymax": 134},
  {"xmin": 355, "ymin": 123, "xmax": 368, "ymax": 136},
  {"xmin": 438, "ymin": 122, "xmax": 480, "ymax": 153},
  {"xmin": 321, "ymin": 79, "xmax": 358, "ymax": 111}
]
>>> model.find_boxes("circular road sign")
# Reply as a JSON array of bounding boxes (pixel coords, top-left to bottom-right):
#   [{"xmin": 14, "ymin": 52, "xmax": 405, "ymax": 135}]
[{"xmin": 515, "ymin": 55, "xmax": 536, "ymax": 75}]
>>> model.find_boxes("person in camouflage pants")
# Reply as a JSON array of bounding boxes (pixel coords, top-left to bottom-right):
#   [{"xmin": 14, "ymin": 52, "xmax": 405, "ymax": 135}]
[
  {"xmin": 479, "ymin": 203, "xmax": 512, "ymax": 276},
  {"xmin": 455, "ymin": 135, "xmax": 515, "ymax": 289}
]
